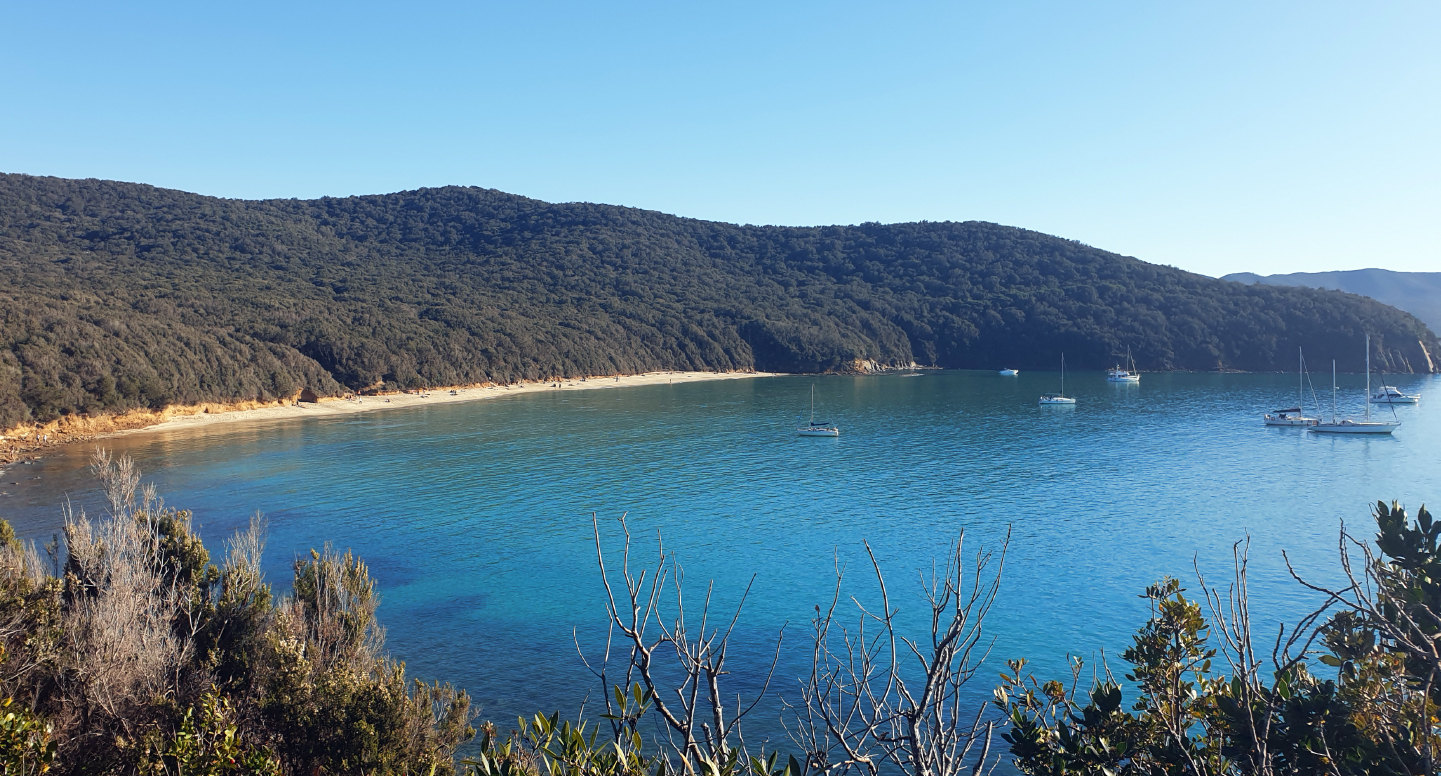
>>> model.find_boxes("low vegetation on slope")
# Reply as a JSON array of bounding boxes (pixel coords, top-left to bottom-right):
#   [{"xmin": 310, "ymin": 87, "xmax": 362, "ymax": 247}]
[
  {"xmin": 1, "ymin": 173, "xmax": 1435, "ymax": 429},
  {"xmin": 0, "ymin": 452, "xmax": 471, "ymax": 775}
]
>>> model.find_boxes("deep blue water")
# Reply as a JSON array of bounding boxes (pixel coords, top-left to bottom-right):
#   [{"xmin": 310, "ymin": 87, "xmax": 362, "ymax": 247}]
[{"xmin": 2, "ymin": 370, "xmax": 1437, "ymax": 752}]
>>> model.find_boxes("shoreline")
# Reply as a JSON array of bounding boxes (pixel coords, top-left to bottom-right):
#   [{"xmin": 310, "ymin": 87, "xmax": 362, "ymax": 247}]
[{"xmin": 1, "ymin": 371, "xmax": 783, "ymax": 464}]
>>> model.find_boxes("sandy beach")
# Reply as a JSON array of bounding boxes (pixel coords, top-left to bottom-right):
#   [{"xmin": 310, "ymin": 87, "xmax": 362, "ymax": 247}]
[
  {"xmin": 101, "ymin": 370, "xmax": 783, "ymax": 441},
  {"xmin": 0, "ymin": 370, "xmax": 783, "ymax": 464}
]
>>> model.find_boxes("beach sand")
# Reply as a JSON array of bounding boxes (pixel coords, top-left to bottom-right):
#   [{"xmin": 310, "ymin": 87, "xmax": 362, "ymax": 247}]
[{"xmin": 102, "ymin": 371, "xmax": 783, "ymax": 441}]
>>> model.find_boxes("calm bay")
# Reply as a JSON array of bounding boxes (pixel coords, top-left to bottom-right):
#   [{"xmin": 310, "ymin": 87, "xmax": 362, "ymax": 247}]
[{"xmin": 2, "ymin": 370, "xmax": 1437, "ymax": 745}]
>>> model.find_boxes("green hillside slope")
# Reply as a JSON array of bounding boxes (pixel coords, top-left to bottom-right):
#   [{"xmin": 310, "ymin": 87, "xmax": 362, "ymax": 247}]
[
  {"xmin": 1225, "ymin": 269, "xmax": 1441, "ymax": 334},
  {"xmin": 2, "ymin": 173, "xmax": 1436, "ymax": 429}
]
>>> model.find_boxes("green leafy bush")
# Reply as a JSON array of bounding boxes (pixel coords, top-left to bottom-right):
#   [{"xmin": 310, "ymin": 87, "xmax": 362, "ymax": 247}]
[
  {"xmin": 0, "ymin": 696, "xmax": 55, "ymax": 774},
  {"xmin": 0, "ymin": 452, "xmax": 474, "ymax": 775},
  {"xmin": 997, "ymin": 502, "xmax": 1441, "ymax": 775},
  {"xmin": 140, "ymin": 688, "xmax": 280, "ymax": 776}
]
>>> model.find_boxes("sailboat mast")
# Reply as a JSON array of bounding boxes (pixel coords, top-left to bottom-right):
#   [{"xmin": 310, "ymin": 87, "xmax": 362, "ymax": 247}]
[
  {"xmin": 1366, "ymin": 335, "xmax": 1372, "ymax": 422},
  {"xmin": 1061, "ymin": 353, "xmax": 1066, "ymax": 396},
  {"xmin": 1332, "ymin": 360, "xmax": 1337, "ymax": 422},
  {"xmin": 1298, "ymin": 347, "xmax": 1303, "ymax": 412},
  {"xmin": 810, "ymin": 384, "xmax": 815, "ymax": 424}
]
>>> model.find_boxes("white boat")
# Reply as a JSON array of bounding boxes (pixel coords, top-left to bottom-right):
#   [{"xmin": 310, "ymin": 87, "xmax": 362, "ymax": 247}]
[
  {"xmin": 1310, "ymin": 336, "xmax": 1400, "ymax": 435},
  {"xmin": 1310, "ymin": 418, "xmax": 1399, "ymax": 434},
  {"xmin": 1264, "ymin": 347, "xmax": 1318, "ymax": 426},
  {"xmin": 999, "ymin": 368, "xmax": 1019, "ymax": 376},
  {"xmin": 1264, "ymin": 408, "xmax": 1315, "ymax": 427},
  {"xmin": 1106, "ymin": 347, "xmax": 1140, "ymax": 383},
  {"xmin": 1370, "ymin": 385, "xmax": 1420, "ymax": 404},
  {"xmin": 1039, "ymin": 353, "xmax": 1076, "ymax": 405},
  {"xmin": 797, "ymin": 385, "xmax": 839, "ymax": 437}
]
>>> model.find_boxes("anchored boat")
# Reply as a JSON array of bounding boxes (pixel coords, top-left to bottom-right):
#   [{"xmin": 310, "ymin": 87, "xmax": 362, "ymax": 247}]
[
  {"xmin": 1039, "ymin": 354, "xmax": 1076, "ymax": 405},
  {"xmin": 1370, "ymin": 385, "xmax": 1420, "ymax": 404},
  {"xmin": 1310, "ymin": 336, "xmax": 1400, "ymax": 435},
  {"xmin": 1107, "ymin": 347, "xmax": 1140, "ymax": 383},
  {"xmin": 797, "ymin": 385, "xmax": 839, "ymax": 437},
  {"xmin": 1264, "ymin": 347, "xmax": 1318, "ymax": 426}
]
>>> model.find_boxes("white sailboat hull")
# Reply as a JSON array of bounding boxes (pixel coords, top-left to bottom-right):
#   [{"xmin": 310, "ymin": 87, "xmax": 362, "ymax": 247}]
[
  {"xmin": 1264, "ymin": 416, "xmax": 1317, "ymax": 427},
  {"xmin": 798, "ymin": 384, "xmax": 839, "ymax": 436},
  {"xmin": 1311, "ymin": 336, "xmax": 1402, "ymax": 435},
  {"xmin": 1265, "ymin": 348, "xmax": 1316, "ymax": 426},
  {"xmin": 1310, "ymin": 421, "xmax": 1399, "ymax": 434},
  {"xmin": 1039, "ymin": 396, "xmax": 1076, "ymax": 405}
]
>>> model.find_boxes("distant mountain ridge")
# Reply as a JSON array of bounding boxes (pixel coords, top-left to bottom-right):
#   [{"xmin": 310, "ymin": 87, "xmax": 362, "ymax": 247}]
[
  {"xmin": 1, "ymin": 172, "xmax": 1437, "ymax": 430},
  {"xmin": 1223, "ymin": 269, "xmax": 1441, "ymax": 334}
]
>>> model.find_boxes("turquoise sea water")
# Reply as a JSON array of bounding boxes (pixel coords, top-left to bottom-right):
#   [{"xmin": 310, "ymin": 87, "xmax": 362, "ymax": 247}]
[{"xmin": 2, "ymin": 370, "xmax": 1438, "ymax": 750}]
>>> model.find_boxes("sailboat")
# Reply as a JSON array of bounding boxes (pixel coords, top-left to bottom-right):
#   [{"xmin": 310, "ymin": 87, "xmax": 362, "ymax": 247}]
[
  {"xmin": 1107, "ymin": 347, "xmax": 1141, "ymax": 383},
  {"xmin": 1263, "ymin": 347, "xmax": 1318, "ymax": 426},
  {"xmin": 797, "ymin": 385, "xmax": 840, "ymax": 437},
  {"xmin": 1039, "ymin": 354, "xmax": 1076, "ymax": 405},
  {"xmin": 1310, "ymin": 335, "xmax": 1400, "ymax": 435}
]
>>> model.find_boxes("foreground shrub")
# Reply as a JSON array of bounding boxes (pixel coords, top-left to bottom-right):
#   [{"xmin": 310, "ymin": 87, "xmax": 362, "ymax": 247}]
[
  {"xmin": 139, "ymin": 687, "xmax": 281, "ymax": 775},
  {"xmin": 0, "ymin": 695, "xmax": 55, "ymax": 774},
  {"xmin": 0, "ymin": 451, "xmax": 474, "ymax": 775},
  {"xmin": 464, "ymin": 709, "xmax": 659, "ymax": 776},
  {"xmin": 997, "ymin": 502, "xmax": 1441, "ymax": 775}
]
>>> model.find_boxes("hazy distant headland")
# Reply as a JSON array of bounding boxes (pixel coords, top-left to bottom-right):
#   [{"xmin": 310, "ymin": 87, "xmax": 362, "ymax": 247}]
[
  {"xmin": 1, "ymin": 172, "xmax": 1436, "ymax": 433},
  {"xmin": 1225, "ymin": 268, "xmax": 1441, "ymax": 334}
]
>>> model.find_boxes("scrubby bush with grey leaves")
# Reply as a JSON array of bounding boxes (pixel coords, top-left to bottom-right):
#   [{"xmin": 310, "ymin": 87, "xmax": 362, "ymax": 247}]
[{"xmin": 0, "ymin": 451, "xmax": 471, "ymax": 775}]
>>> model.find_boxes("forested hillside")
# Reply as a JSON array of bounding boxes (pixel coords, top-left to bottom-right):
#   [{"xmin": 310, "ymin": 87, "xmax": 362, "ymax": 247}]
[
  {"xmin": 1, "ymin": 173, "xmax": 1436, "ymax": 429},
  {"xmin": 1225, "ymin": 268, "xmax": 1441, "ymax": 333}
]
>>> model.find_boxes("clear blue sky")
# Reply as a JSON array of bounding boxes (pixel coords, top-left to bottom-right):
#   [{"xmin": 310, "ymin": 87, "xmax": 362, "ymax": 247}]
[{"xmin": 2, "ymin": 1, "xmax": 1437, "ymax": 277}]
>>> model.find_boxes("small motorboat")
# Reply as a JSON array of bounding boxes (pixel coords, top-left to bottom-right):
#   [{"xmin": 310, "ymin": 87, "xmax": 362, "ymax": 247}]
[
  {"xmin": 1107, "ymin": 347, "xmax": 1141, "ymax": 383},
  {"xmin": 1370, "ymin": 385, "xmax": 1420, "ymax": 404},
  {"xmin": 999, "ymin": 369, "xmax": 1019, "ymax": 376}
]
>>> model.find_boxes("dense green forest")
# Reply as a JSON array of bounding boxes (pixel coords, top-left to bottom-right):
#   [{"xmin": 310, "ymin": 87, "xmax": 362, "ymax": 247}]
[{"xmin": 1, "ymin": 173, "xmax": 1435, "ymax": 429}]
